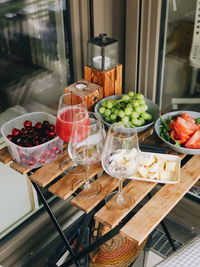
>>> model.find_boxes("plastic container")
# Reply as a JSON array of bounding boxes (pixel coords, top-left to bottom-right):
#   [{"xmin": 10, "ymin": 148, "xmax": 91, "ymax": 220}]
[
  {"xmin": 1, "ymin": 112, "xmax": 63, "ymax": 168},
  {"xmin": 130, "ymin": 152, "xmax": 180, "ymax": 184}
]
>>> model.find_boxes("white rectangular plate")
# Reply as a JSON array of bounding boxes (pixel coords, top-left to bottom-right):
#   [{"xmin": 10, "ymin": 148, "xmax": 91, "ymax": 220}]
[{"xmin": 129, "ymin": 152, "xmax": 181, "ymax": 184}]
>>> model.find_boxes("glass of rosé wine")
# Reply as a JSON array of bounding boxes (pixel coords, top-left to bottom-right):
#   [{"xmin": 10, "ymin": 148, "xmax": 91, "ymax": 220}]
[{"xmin": 56, "ymin": 92, "xmax": 88, "ymax": 174}]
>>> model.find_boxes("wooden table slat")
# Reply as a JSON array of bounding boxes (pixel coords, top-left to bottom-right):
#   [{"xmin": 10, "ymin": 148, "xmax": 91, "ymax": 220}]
[
  {"xmin": 10, "ymin": 162, "xmax": 32, "ymax": 174},
  {"xmin": 29, "ymin": 151, "xmax": 72, "ymax": 187},
  {"xmin": 94, "ymin": 180, "xmax": 157, "ymax": 229},
  {"xmin": 120, "ymin": 155, "xmax": 200, "ymax": 245},
  {"xmin": 71, "ymin": 174, "xmax": 118, "ymax": 213},
  {"xmin": 48, "ymin": 163, "xmax": 103, "ymax": 200},
  {"xmin": 0, "ymin": 147, "xmax": 12, "ymax": 164}
]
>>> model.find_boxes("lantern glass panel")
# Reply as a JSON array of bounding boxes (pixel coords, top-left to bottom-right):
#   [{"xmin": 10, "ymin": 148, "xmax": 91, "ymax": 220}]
[
  {"xmin": 87, "ymin": 34, "xmax": 118, "ymax": 71},
  {"xmin": 88, "ymin": 43, "xmax": 101, "ymax": 69},
  {"xmin": 104, "ymin": 42, "xmax": 118, "ymax": 70}
]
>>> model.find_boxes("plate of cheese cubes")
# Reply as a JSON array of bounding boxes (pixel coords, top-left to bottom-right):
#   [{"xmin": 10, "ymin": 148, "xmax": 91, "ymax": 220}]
[{"xmin": 130, "ymin": 152, "xmax": 180, "ymax": 184}]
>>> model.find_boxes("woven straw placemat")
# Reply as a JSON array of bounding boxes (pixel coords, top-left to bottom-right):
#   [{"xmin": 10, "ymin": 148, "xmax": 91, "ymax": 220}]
[{"xmin": 90, "ymin": 231, "xmax": 146, "ymax": 267}]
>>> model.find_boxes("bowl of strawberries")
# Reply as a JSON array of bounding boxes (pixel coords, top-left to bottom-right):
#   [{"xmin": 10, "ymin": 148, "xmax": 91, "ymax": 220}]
[
  {"xmin": 1, "ymin": 112, "xmax": 63, "ymax": 168},
  {"xmin": 155, "ymin": 111, "xmax": 200, "ymax": 154}
]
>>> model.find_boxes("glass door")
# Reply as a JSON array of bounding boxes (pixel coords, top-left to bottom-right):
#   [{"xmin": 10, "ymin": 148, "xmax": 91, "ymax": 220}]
[
  {"xmin": 0, "ymin": 0, "xmax": 72, "ymax": 116},
  {"xmin": 157, "ymin": 0, "xmax": 200, "ymax": 112},
  {"xmin": 0, "ymin": 0, "xmax": 73, "ymax": 237}
]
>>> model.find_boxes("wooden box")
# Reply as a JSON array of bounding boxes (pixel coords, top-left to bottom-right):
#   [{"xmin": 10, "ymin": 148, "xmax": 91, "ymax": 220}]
[
  {"xmin": 64, "ymin": 79, "xmax": 103, "ymax": 110},
  {"xmin": 84, "ymin": 64, "xmax": 122, "ymax": 97}
]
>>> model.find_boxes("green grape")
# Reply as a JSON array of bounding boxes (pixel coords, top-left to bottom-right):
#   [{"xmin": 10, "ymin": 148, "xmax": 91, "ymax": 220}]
[
  {"xmin": 104, "ymin": 116, "xmax": 111, "ymax": 123},
  {"xmin": 138, "ymin": 117, "xmax": 145, "ymax": 125},
  {"xmin": 131, "ymin": 111, "xmax": 139, "ymax": 119},
  {"xmin": 128, "ymin": 91, "xmax": 135, "ymax": 98},
  {"xmin": 114, "ymin": 109, "xmax": 119, "ymax": 116},
  {"xmin": 131, "ymin": 100, "xmax": 140, "ymax": 108},
  {"xmin": 99, "ymin": 107, "xmax": 105, "ymax": 114},
  {"xmin": 135, "ymin": 93, "xmax": 144, "ymax": 99},
  {"xmin": 106, "ymin": 101, "xmax": 113, "ymax": 109},
  {"xmin": 122, "ymin": 116, "xmax": 130, "ymax": 123},
  {"xmin": 122, "ymin": 95, "xmax": 130, "ymax": 101},
  {"xmin": 111, "ymin": 107, "xmax": 116, "ymax": 113},
  {"xmin": 138, "ymin": 99, "xmax": 145, "ymax": 105},
  {"xmin": 110, "ymin": 114, "xmax": 117, "ymax": 121},
  {"xmin": 125, "ymin": 106, "xmax": 132, "ymax": 116},
  {"xmin": 118, "ymin": 110, "xmax": 125, "ymax": 118},
  {"xmin": 140, "ymin": 104, "xmax": 148, "ymax": 112},
  {"xmin": 101, "ymin": 100, "xmax": 107, "ymax": 107},
  {"xmin": 141, "ymin": 112, "xmax": 153, "ymax": 121},
  {"xmin": 131, "ymin": 118, "xmax": 143, "ymax": 127},
  {"xmin": 126, "ymin": 103, "xmax": 133, "ymax": 108},
  {"xmin": 104, "ymin": 109, "xmax": 111, "ymax": 116},
  {"xmin": 135, "ymin": 106, "xmax": 143, "ymax": 114}
]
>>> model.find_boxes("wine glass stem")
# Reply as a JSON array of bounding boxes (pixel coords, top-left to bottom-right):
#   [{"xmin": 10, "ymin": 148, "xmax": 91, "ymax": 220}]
[
  {"xmin": 84, "ymin": 165, "xmax": 91, "ymax": 189},
  {"xmin": 117, "ymin": 178, "xmax": 124, "ymax": 202}
]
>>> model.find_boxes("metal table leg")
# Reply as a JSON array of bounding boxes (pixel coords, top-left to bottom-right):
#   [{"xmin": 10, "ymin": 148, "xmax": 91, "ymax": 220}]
[{"xmin": 31, "ymin": 181, "xmax": 81, "ymax": 267}]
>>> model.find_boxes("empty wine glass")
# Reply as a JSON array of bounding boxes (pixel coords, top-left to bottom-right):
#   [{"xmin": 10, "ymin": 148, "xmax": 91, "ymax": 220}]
[
  {"xmin": 101, "ymin": 123, "xmax": 140, "ymax": 210},
  {"xmin": 68, "ymin": 112, "xmax": 105, "ymax": 198},
  {"xmin": 56, "ymin": 92, "xmax": 88, "ymax": 174}
]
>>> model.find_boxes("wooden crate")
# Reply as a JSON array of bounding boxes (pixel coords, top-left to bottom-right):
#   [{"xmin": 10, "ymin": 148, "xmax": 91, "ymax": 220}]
[
  {"xmin": 64, "ymin": 79, "xmax": 103, "ymax": 110},
  {"xmin": 84, "ymin": 64, "xmax": 122, "ymax": 97}
]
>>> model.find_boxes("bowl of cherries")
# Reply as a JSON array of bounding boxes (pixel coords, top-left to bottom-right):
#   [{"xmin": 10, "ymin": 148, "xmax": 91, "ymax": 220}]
[{"xmin": 1, "ymin": 112, "xmax": 63, "ymax": 168}]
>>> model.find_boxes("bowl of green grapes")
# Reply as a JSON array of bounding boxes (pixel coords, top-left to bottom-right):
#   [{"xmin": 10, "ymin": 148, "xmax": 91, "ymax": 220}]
[{"xmin": 94, "ymin": 92, "xmax": 160, "ymax": 133}]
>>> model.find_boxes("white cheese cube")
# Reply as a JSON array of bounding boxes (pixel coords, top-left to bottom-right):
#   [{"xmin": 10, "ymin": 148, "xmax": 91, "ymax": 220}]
[
  {"xmin": 160, "ymin": 170, "xmax": 174, "ymax": 181},
  {"xmin": 165, "ymin": 161, "xmax": 177, "ymax": 172},
  {"xmin": 137, "ymin": 166, "xmax": 148, "ymax": 178}
]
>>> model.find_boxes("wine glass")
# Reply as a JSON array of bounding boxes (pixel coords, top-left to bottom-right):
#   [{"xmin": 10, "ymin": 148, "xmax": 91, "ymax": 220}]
[
  {"xmin": 68, "ymin": 112, "xmax": 105, "ymax": 198},
  {"xmin": 56, "ymin": 92, "xmax": 88, "ymax": 174},
  {"xmin": 101, "ymin": 123, "xmax": 140, "ymax": 210}
]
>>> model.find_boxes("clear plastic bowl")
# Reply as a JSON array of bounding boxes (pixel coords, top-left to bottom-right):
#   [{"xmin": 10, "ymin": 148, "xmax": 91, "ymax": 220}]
[{"xmin": 1, "ymin": 112, "xmax": 63, "ymax": 168}]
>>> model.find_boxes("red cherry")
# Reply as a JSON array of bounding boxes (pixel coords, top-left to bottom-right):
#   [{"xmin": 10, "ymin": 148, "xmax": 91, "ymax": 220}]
[
  {"xmin": 40, "ymin": 158, "xmax": 46, "ymax": 164},
  {"xmin": 21, "ymin": 128, "xmax": 28, "ymax": 134},
  {"xmin": 27, "ymin": 159, "xmax": 35, "ymax": 166},
  {"xmin": 24, "ymin": 120, "xmax": 32, "ymax": 128},
  {"xmin": 50, "ymin": 153, "xmax": 56, "ymax": 158},
  {"xmin": 49, "ymin": 124, "xmax": 55, "ymax": 131},
  {"xmin": 47, "ymin": 130, "xmax": 56, "ymax": 138},
  {"xmin": 34, "ymin": 140, "xmax": 40, "ymax": 146},
  {"xmin": 35, "ymin": 122, "xmax": 42, "ymax": 129},
  {"xmin": 12, "ymin": 128, "xmax": 21, "ymax": 136},
  {"xmin": 18, "ymin": 149, "xmax": 24, "ymax": 157},
  {"xmin": 45, "ymin": 151, "xmax": 51, "ymax": 157},
  {"xmin": 42, "ymin": 137, "xmax": 48, "ymax": 143},
  {"xmin": 7, "ymin": 135, "xmax": 13, "ymax": 141},
  {"xmin": 42, "ymin": 120, "xmax": 50, "ymax": 128},
  {"xmin": 26, "ymin": 142, "xmax": 33, "ymax": 147},
  {"xmin": 52, "ymin": 146, "xmax": 58, "ymax": 151}
]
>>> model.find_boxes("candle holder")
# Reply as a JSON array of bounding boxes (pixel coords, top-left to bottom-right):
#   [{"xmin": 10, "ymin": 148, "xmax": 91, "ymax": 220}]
[
  {"xmin": 87, "ymin": 33, "xmax": 118, "ymax": 71},
  {"xmin": 85, "ymin": 34, "xmax": 122, "ymax": 97},
  {"xmin": 64, "ymin": 79, "xmax": 103, "ymax": 110}
]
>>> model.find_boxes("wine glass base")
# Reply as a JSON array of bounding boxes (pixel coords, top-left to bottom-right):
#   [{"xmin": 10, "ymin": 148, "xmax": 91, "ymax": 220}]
[
  {"xmin": 73, "ymin": 179, "xmax": 101, "ymax": 198},
  {"xmin": 60, "ymin": 159, "xmax": 85, "ymax": 175},
  {"xmin": 105, "ymin": 191, "xmax": 135, "ymax": 210}
]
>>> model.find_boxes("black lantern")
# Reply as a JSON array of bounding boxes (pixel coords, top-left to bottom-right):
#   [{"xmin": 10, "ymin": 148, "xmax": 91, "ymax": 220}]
[{"xmin": 87, "ymin": 33, "xmax": 119, "ymax": 71}]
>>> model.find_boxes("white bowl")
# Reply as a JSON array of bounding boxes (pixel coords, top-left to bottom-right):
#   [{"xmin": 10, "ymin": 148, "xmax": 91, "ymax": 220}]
[
  {"xmin": 1, "ymin": 112, "xmax": 63, "ymax": 168},
  {"xmin": 155, "ymin": 110, "xmax": 200, "ymax": 155},
  {"xmin": 94, "ymin": 95, "xmax": 160, "ymax": 133}
]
